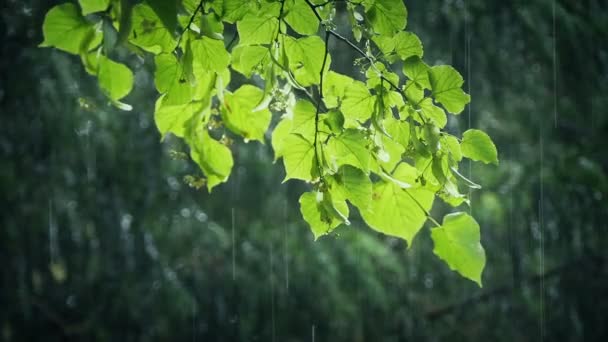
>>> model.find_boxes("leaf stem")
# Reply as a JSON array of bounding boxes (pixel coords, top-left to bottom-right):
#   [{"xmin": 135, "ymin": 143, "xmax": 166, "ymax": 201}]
[
  {"xmin": 313, "ymin": 31, "xmax": 331, "ymax": 182},
  {"xmin": 404, "ymin": 189, "xmax": 442, "ymax": 228}
]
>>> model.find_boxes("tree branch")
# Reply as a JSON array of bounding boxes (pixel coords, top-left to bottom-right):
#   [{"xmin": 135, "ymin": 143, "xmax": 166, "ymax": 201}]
[
  {"xmin": 313, "ymin": 31, "xmax": 331, "ymax": 182},
  {"xmin": 174, "ymin": 0, "xmax": 205, "ymax": 52}
]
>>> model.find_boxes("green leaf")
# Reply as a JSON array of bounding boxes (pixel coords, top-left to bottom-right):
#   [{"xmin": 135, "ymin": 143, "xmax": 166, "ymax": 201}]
[
  {"xmin": 299, "ymin": 191, "xmax": 349, "ymax": 240},
  {"xmin": 231, "ymin": 45, "xmax": 270, "ymax": 77},
  {"xmin": 392, "ymin": 31, "xmax": 423, "ymax": 60},
  {"xmin": 283, "ymin": 35, "xmax": 329, "ymax": 86},
  {"xmin": 442, "ymin": 135, "xmax": 462, "ymax": 162},
  {"xmin": 191, "ymin": 37, "xmax": 230, "ymax": 73},
  {"xmin": 373, "ymin": 128, "xmax": 405, "ymax": 173},
  {"xmin": 222, "ymin": 85, "xmax": 272, "ymax": 142},
  {"xmin": 222, "ymin": 0, "xmax": 256, "ymax": 23},
  {"xmin": 384, "ymin": 117, "xmax": 410, "ymax": 149},
  {"xmin": 291, "ymin": 99, "xmax": 317, "ymax": 139},
  {"xmin": 154, "ymin": 53, "xmax": 181, "ymax": 93},
  {"xmin": 79, "ymin": 0, "xmax": 110, "ymax": 15},
  {"xmin": 271, "ymin": 117, "xmax": 293, "ymax": 161},
  {"xmin": 341, "ymin": 80, "xmax": 375, "ymax": 122},
  {"xmin": 285, "ymin": 0, "xmax": 319, "ymax": 35},
  {"xmin": 188, "ymin": 128, "xmax": 234, "ymax": 192},
  {"xmin": 360, "ymin": 163, "xmax": 434, "ymax": 246},
  {"xmin": 371, "ymin": 35, "xmax": 395, "ymax": 56},
  {"xmin": 154, "ymin": 53, "xmax": 216, "ymax": 106},
  {"xmin": 461, "ymin": 129, "xmax": 499, "ymax": 165},
  {"xmin": 439, "ymin": 178, "xmax": 468, "ymax": 207},
  {"xmin": 237, "ymin": 14, "xmax": 279, "ymax": 45},
  {"xmin": 419, "ymin": 98, "xmax": 447, "ymax": 128},
  {"xmin": 282, "ymin": 134, "xmax": 315, "ymax": 182},
  {"xmin": 403, "ymin": 56, "xmax": 430, "ymax": 89},
  {"xmin": 431, "ymin": 212, "xmax": 486, "ymax": 286},
  {"xmin": 98, "ymin": 56, "xmax": 133, "ymax": 101},
  {"xmin": 323, "ymin": 71, "xmax": 355, "ymax": 108},
  {"xmin": 429, "ymin": 65, "xmax": 470, "ymax": 114},
  {"xmin": 40, "ymin": 3, "xmax": 102, "ymax": 54},
  {"xmin": 328, "ymin": 165, "xmax": 372, "ymax": 211},
  {"xmin": 154, "ymin": 96, "xmax": 207, "ymax": 138},
  {"xmin": 200, "ymin": 12, "xmax": 225, "ymax": 40},
  {"xmin": 129, "ymin": 3, "xmax": 177, "ymax": 54},
  {"xmin": 365, "ymin": 0, "xmax": 407, "ymax": 35},
  {"xmin": 327, "ymin": 129, "xmax": 371, "ymax": 173},
  {"xmin": 147, "ymin": 0, "xmax": 178, "ymax": 32},
  {"xmin": 324, "ymin": 110, "xmax": 345, "ymax": 134}
]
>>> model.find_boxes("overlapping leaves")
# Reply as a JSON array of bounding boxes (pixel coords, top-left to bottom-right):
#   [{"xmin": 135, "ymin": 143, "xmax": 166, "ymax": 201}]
[{"xmin": 40, "ymin": 0, "xmax": 498, "ymax": 286}]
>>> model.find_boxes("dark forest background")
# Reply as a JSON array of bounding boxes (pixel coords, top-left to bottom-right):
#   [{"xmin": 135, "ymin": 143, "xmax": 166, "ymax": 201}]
[{"xmin": 1, "ymin": 0, "xmax": 607, "ymax": 340}]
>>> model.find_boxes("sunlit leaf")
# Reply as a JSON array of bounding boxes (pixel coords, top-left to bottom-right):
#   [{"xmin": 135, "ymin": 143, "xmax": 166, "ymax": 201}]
[
  {"xmin": 272, "ymin": 117, "xmax": 293, "ymax": 161},
  {"xmin": 461, "ymin": 129, "xmax": 499, "ymax": 165},
  {"xmin": 365, "ymin": 0, "xmax": 408, "ymax": 35},
  {"xmin": 231, "ymin": 44, "xmax": 270, "ymax": 77},
  {"xmin": 191, "ymin": 37, "xmax": 230, "ymax": 72},
  {"xmin": 282, "ymin": 134, "xmax": 315, "ymax": 182},
  {"xmin": 237, "ymin": 14, "xmax": 279, "ymax": 45},
  {"xmin": 429, "ymin": 65, "xmax": 470, "ymax": 114},
  {"xmin": 283, "ymin": 35, "xmax": 330, "ymax": 86},
  {"xmin": 291, "ymin": 99, "xmax": 317, "ymax": 139},
  {"xmin": 341, "ymin": 80, "xmax": 375, "ymax": 122},
  {"xmin": 79, "ymin": 0, "xmax": 110, "ymax": 15},
  {"xmin": 222, "ymin": 85, "xmax": 272, "ymax": 142},
  {"xmin": 327, "ymin": 129, "xmax": 371, "ymax": 173},
  {"xmin": 403, "ymin": 56, "xmax": 430, "ymax": 89},
  {"xmin": 154, "ymin": 96, "xmax": 208, "ymax": 138},
  {"xmin": 188, "ymin": 128, "xmax": 234, "ymax": 192},
  {"xmin": 98, "ymin": 55, "xmax": 133, "ymax": 101},
  {"xmin": 360, "ymin": 163, "xmax": 434, "ymax": 246},
  {"xmin": 40, "ymin": 3, "xmax": 102, "ymax": 54},
  {"xmin": 328, "ymin": 165, "xmax": 372, "ymax": 211},
  {"xmin": 299, "ymin": 191, "xmax": 349, "ymax": 240},
  {"xmin": 431, "ymin": 212, "xmax": 486, "ymax": 286},
  {"xmin": 323, "ymin": 71, "xmax": 355, "ymax": 108},
  {"xmin": 129, "ymin": 4, "xmax": 176, "ymax": 54},
  {"xmin": 285, "ymin": 0, "xmax": 319, "ymax": 35}
]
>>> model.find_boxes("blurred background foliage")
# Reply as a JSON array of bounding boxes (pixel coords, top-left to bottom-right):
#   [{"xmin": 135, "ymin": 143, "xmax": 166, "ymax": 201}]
[{"xmin": 1, "ymin": 0, "xmax": 607, "ymax": 341}]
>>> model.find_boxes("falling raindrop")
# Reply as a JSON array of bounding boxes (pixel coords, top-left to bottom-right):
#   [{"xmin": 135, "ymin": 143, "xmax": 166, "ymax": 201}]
[
  {"xmin": 231, "ymin": 207, "xmax": 236, "ymax": 281},
  {"xmin": 539, "ymin": 62, "xmax": 547, "ymax": 341},
  {"xmin": 270, "ymin": 243, "xmax": 276, "ymax": 342},
  {"xmin": 192, "ymin": 300, "xmax": 197, "ymax": 342},
  {"xmin": 464, "ymin": 0, "xmax": 473, "ymax": 215},
  {"xmin": 552, "ymin": 0, "xmax": 557, "ymax": 128},
  {"xmin": 48, "ymin": 199, "xmax": 58, "ymax": 263},
  {"xmin": 283, "ymin": 196, "xmax": 289, "ymax": 291}
]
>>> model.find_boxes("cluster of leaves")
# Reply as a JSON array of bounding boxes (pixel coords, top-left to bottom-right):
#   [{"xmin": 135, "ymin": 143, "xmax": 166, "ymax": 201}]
[{"xmin": 40, "ymin": 0, "xmax": 498, "ymax": 285}]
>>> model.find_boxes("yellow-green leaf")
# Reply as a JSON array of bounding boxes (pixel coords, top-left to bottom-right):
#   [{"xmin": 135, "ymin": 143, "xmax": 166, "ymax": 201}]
[
  {"xmin": 79, "ymin": 0, "xmax": 110, "ymax": 15},
  {"xmin": 299, "ymin": 191, "xmax": 349, "ymax": 240},
  {"xmin": 429, "ymin": 65, "xmax": 470, "ymax": 114},
  {"xmin": 40, "ymin": 3, "xmax": 102, "ymax": 54},
  {"xmin": 282, "ymin": 134, "xmax": 315, "ymax": 182},
  {"xmin": 98, "ymin": 56, "xmax": 133, "ymax": 101},
  {"xmin": 431, "ymin": 212, "xmax": 486, "ymax": 286},
  {"xmin": 222, "ymin": 85, "xmax": 272, "ymax": 142},
  {"xmin": 461, "ymin": 129, "xmax": 499, "ymax": 165},
  {"xmin": 360, "ymin": 163, "xmax": 434, "ymax": 246}
]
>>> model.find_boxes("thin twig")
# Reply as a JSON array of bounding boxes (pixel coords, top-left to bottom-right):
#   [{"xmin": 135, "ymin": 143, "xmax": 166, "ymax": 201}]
[
  {"xmin": 174, "ymin": 0, "xmax": 204, "ymax": 52},
  {"xmin": 305, "ymin": 0, "xmax": 431, "ymax": 127}
]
